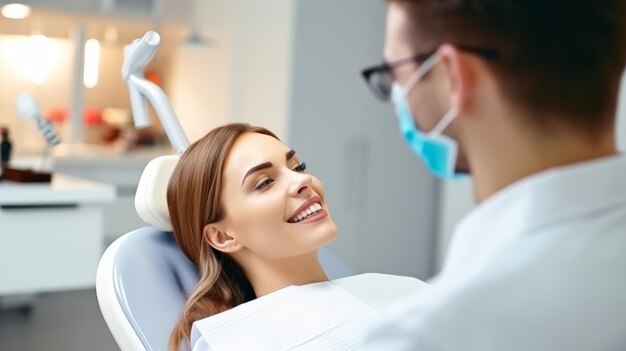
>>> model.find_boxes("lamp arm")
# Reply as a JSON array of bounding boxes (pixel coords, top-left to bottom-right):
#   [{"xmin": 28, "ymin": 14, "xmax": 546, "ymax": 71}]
[
  {"xmin": 123, "ymin": 31, "xmax": 190, "ymax": 155},
  {"xmin": 128, "ymin": 76, "xmax": 189, "ymax": 155}
]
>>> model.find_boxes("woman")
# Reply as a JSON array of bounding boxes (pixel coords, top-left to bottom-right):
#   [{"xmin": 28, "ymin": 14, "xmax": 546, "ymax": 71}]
[{"xmin": 167, "ymin": 123, "xmax": 427, "ymax": 351}]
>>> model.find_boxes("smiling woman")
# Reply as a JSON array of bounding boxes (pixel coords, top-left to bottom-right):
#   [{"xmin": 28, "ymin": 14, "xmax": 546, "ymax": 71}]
[{"xmin": 166, "ymin": 123, "xmax": 429, "ymax": 351}]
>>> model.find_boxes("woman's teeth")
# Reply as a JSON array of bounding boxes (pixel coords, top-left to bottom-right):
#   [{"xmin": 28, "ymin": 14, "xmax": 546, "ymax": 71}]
[{"xmin": 289, "ymin": 203, "xmax": 322, "ymax": 223}]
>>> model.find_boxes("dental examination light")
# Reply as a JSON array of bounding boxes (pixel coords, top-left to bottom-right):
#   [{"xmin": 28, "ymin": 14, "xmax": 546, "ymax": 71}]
[{"xmin": 122, "ymin": 31, "xmax": 189, "ymax": 154}]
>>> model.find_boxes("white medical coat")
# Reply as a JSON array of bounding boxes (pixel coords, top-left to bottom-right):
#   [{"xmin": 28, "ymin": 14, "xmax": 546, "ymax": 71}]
[
  {"xmin": 190, "ymin": 273, "xmax": 429, "ymax": 351},
  {"xmin": 362, "ymin": 155, "xmax": 626, "ymax": 350}
]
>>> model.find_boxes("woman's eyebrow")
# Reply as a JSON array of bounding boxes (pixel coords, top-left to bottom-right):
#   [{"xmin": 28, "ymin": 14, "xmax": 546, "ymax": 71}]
[
  {"xmin": 241, "ymin": 150, "xmax": 297, "ymax": 185},
  {"xmin": 241, "ymin": 161, "xmax": 272, "ymax": 185}
]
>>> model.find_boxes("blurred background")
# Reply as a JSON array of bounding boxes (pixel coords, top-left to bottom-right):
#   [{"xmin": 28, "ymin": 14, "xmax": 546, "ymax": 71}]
[{"xmin": 0, "ymin": 0, "xmax": 624, "ymax": 350}]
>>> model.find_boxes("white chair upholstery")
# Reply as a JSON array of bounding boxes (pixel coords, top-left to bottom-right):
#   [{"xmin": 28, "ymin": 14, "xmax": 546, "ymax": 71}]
[
  {"xmin": 134, "ymin": 155, "xmax": 179, "ymax": 232},
  {"xmin": 96, "ymin": 156, "xmax": 353, "ymax": 351}
]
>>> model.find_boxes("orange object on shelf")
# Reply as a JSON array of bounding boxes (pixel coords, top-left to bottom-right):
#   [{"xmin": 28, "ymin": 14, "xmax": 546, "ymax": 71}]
[{"xmin": 46, "ymin": 107, "xmax": 68, "ymax": 123}]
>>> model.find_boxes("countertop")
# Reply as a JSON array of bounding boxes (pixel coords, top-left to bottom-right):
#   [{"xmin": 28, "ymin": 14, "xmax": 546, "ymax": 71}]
[{"xmin": 0, "ymin": 174, "xmax": 116, "ymax": 206}]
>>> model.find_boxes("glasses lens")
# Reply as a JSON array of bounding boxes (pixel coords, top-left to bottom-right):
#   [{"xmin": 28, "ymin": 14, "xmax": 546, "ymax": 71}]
[{"xmin": 369, "ymin": 69, "xmax": 393, "ymax": 100}]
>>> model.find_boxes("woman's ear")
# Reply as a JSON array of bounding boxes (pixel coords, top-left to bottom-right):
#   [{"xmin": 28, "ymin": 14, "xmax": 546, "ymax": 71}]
[{"xmin": 203, "ymin": 223, "xmax": 242, "ymax": 253}]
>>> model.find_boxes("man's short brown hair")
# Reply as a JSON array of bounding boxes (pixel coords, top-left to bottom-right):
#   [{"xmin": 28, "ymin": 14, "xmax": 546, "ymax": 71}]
[{"xmin": 390, "ymin": 0, "xmax": 626, "ymax": 135}]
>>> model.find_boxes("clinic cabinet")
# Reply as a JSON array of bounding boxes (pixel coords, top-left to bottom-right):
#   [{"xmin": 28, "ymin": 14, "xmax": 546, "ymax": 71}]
[{"xmin": 0, "ymin": 175, "xmax": 115, "ymax": 295}]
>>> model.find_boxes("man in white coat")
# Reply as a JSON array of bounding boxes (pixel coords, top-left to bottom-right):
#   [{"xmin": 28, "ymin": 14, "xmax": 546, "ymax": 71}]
[{"xmin": 360, "ymin": 0, "xmax": 626, "ymax": 349}]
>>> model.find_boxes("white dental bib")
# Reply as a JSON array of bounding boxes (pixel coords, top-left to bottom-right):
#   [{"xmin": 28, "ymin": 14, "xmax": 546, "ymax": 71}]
[{"xmin": 190, "ymin": 273, "xmax": 429, "ymax": 351}]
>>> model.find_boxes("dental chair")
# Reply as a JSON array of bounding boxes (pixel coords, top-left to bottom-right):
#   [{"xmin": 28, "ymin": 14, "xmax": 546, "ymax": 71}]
[{"xmin": 96, "ymin": 156, "xmax": 353, "ymax": 351}]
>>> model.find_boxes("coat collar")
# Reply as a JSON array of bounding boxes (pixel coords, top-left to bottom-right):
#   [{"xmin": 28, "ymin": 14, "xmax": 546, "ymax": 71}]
[{"xmin": 440, "ymin": 154, "xmax": 626, "ymax": 279}]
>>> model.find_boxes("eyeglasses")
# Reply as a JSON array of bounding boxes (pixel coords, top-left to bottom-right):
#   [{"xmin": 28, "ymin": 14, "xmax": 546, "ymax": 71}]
[{"xmin": 361, "ymin": 46, "xmax": 499, "ymax": 101}]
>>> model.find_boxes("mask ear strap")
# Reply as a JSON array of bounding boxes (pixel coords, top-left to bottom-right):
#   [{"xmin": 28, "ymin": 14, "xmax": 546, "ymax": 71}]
[
  {"xmin": 430, "ymin": 108, "xmax": 459, "ymax": 136},
  {"xmin": 403, "ymin": 52, "xmax": 442, "ymax": 94}
]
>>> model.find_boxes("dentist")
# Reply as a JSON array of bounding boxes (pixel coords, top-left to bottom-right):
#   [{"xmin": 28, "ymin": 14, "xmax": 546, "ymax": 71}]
[{"xmin": 360, "ymin": 0, "xmax": 626, "ymax": 350}]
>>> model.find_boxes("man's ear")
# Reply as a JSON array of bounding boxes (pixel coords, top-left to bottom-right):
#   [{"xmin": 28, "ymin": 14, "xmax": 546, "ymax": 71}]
[
  {"xmin": 438, "ymin": 43, "xmax": 475, "ymax": 114},
  {"xmin": 203, "ymin": 223, "xmax": 242, "ymax": 254}
]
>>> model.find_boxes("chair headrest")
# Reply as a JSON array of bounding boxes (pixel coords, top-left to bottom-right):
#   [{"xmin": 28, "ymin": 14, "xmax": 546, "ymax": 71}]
[{"xmin": 135, "ymin": 155, "xmax": 179, "ymax": 231}]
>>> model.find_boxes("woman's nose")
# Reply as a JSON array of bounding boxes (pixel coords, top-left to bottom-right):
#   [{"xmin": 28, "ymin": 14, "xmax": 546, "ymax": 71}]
[{"xmin": 288, "ymin": 172, "xmax": 313, "ymax": 196}]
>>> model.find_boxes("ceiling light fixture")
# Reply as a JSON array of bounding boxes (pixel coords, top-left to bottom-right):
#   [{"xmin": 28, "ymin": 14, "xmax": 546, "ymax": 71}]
[{"xmin": 1, "ymin": 3, "xmax": 31, "ymax": 19}]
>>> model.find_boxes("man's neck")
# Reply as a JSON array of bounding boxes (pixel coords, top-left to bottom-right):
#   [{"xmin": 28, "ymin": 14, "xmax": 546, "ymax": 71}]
[
  {"xmin": 235, "ymin": 251, "xmax": 328, "ymax": 297},
  {"xmin": 468, "ymin": 124, "xmax": 617, "ymax": 204}
]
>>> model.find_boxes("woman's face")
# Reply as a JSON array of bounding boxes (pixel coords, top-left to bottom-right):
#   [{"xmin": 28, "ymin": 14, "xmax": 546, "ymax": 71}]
[{"xmin": 215, "ymin": 132, "xmax": 337, "ymax": 260}]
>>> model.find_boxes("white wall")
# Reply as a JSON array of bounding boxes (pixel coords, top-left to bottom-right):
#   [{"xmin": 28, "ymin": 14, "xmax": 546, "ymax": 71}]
[
  {"xmin": 168, "ymin": 45, "xmax": 234, "ymax": 142},
  {"xmin": 230, "ymin": 0, "xmax": 294, "ymax": 141},
  {"xmin": 167, "ymin": 0, "xmax": 237, "ymax": 143},
  {"xmin": 168, "ymin": 0, "xmax": 293, "ymax": 142}
]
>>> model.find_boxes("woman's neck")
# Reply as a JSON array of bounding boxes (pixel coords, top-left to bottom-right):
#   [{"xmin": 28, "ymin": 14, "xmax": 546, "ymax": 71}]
[{"xmin": 235, "ymin": 251, "xmax": 328, "ymax": 297}]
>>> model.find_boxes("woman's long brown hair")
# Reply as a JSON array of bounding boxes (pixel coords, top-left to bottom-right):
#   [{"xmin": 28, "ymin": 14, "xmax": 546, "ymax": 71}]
[{"xmin": 167, "ymin": 123, "xmax": 279, "ymax": 350}]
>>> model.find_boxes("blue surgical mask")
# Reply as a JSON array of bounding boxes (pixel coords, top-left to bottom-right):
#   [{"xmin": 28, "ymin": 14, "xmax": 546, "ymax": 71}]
[{"xmin": 391, "ymin": 53, "xmax": 464, "ymax": 180}]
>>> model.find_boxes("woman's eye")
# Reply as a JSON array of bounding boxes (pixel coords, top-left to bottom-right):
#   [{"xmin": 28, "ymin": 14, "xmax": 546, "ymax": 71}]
[
  {"xmin": 255, "ymin": 178, "xmax": 274, "ymax": 191},
  {"xmin": 293, "ymin": 162, "xmax": 307, "ymax": 173}
]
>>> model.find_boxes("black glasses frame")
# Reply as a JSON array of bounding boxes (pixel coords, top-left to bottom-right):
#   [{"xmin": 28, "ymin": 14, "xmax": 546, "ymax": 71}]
[{"xmin": 361, "ymin": 45, "xmax": 499, "ymax": 101}]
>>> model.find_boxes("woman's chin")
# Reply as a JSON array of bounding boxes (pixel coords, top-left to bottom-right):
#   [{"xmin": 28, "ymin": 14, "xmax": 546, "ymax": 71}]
[{"xmin": 316, "ymin": 221, "xmax": 339, "ymax": 247}]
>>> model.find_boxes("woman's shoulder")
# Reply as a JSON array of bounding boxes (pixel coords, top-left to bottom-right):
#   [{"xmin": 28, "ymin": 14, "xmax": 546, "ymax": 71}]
[{"xmin": 329, "ymin": 273, "xmax": 430, "ymax": 314}]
